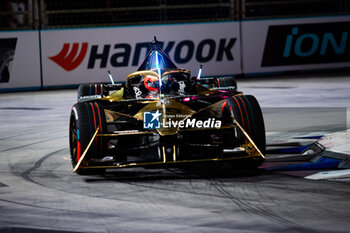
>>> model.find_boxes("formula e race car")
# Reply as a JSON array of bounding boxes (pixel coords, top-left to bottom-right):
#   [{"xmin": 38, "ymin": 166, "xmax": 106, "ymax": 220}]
[{"xmin": 69, "ymin": 38, "xmax": 265, "ymax": 175}]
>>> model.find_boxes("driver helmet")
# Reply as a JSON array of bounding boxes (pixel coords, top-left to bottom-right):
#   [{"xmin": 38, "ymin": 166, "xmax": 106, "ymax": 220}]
[{"xmin": 144, "ymin": 75, "xmax": 159, "ymax": 92}]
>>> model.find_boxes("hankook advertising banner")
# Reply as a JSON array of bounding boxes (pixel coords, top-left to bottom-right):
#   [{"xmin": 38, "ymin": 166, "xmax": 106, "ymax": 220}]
[
  {"xmin": 0, "ymin": 31, "xmax": 41, "ymax": 91},
  {"xmin": 1, "ymin": 16, "xmax": 350, "ymax": 91},
  {"xmin": 40, "ymin": 22, "xmax": 241, "ymax": 86},
  {"xmin": 242, "ymin": 16, "xmax": 350, "ymax": 74}
]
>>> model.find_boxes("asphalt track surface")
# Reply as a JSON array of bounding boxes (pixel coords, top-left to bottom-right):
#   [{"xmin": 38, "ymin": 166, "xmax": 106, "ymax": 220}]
[{"xmin": 0, "ymin": 75, "xmax": 350, "ymax": 233}]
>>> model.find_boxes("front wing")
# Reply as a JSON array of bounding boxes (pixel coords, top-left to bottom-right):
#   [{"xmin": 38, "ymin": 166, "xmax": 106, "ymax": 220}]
[{"xmin": 73, "ymin": 119, "xmax": 265, "ymax": 172}]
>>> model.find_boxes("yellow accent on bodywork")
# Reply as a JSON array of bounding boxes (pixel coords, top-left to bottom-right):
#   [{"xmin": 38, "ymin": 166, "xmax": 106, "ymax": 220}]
[{"xmin": 100, "ymin": 87, "xmax": 125, "ymax": 102}]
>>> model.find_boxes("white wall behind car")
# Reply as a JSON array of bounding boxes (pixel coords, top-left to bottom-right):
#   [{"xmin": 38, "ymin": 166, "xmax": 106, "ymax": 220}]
[
  {"xmin": 1, "ymin": 15, "xmax": 350, "ymax": 91},
  {"xmin": 40, "ymin": 22, "xmax": 241, "ymax": 86}
]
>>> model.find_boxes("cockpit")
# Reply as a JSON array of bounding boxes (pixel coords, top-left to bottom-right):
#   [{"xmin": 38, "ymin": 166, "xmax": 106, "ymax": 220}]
[
  {"xmin": 126, "ymin": 69, "xmax": 194, "ymax": 98},
  {"xmin": 125, "ymin": 38, "xmax": 195, "ymax": 98}
]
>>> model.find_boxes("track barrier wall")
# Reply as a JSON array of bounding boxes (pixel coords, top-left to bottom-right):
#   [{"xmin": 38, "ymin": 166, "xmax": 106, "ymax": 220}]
[
  {"xmin": 242, "ymin": 16, "xmax": 350, "ymax": 74},
  {"xmin": 40, "ymin": 22, "xmax": 241, "ymax": 86},
  {"xmin": 0, "ymin": 15, "xmax": 349, "ymax": 91},
  {"xmin": 0, "ymin": 31, "xmax": 41, "ymax": 91}
]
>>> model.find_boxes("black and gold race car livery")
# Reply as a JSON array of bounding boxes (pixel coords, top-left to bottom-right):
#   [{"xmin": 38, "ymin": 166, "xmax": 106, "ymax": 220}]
[{"xmin": 69, "ymin": 38, "xmax": 265, "ymax": 175}]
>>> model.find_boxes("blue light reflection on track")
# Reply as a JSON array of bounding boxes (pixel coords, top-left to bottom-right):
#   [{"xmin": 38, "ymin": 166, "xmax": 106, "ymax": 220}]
[{"xmin": 264, "ymin": 157, "xmax": 341, "ymax": 171}]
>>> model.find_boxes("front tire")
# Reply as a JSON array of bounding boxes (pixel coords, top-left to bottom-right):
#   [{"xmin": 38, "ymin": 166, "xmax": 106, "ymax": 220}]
[
  {"xmin": 226, "ymin": 95, "xmax": 266, "ymax": 168},
  {"xmin": 69, "ymin": 101, "xmax": 107, "ymax": 175}
]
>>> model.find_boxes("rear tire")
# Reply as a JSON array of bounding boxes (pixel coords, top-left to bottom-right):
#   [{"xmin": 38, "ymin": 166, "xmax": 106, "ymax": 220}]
[
  {"xmin": 69, "ymin": 101, "xmax": 107, "ymax": 175},
  {"xmin": 77, "ymin": 83, "xmax": 108, "ymax": 100},
  {"xmin": 200, "ymin": 76, "xmax": 237, "ymax": 89},
  {"xmin": 215, "ymin": 77, "xmax": 237, "ymax": 88},
  {"xmin": 226, "ymin": 95, "xmax": 266, "ymax": 168}
]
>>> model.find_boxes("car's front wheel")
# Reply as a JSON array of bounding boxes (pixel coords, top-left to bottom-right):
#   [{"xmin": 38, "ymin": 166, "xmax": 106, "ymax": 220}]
[
  {"xmin": 225, "ymin": 95, "xmax": 266, "ymax": 168},
  {"xmin": 69, "ymin": 101, "xmax": 106, "ymax": 175}
]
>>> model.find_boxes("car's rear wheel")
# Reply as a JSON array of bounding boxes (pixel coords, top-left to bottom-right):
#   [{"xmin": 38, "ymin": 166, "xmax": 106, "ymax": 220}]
[
  {"xmin": 199, "ymin": 76, "xmax": 237, "ymax": 89},
  {"xmin": 77, "ymin": 83, "xmax": 108, "ymax": 100},
  {"xmin": 225, "ymin": 95, "xmax": 266, "ymax": 168},
  {"xmin": 69, "ymin": 101, "xmax": 107, "ymax": 175},
  {"xmin": 215, "ymin": 77, "xmax": 237, "ymax": 88}
]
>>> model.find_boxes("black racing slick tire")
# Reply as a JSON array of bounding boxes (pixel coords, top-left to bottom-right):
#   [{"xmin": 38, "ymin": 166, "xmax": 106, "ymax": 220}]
[
  {"xmin": 199, "ymin": 76, "xmax": 236, "ymax": 89},
  {"xmin": 226, "ymin": 95, "xmax": 266, "ymax": 168},
  {"xmin": 215, "ymin": 77, "xmax": 237, "ymax": 88},
  {"xmin": 77, "ymin": 83, "xmax": 108, "ymax": 100},
  {"xmin": 69, "ymin": 101, "xmax": 107, "ymax": 175},
  {"xmin": 228, "ymin": 95, "xmax": 266, "ymax": 153}
]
